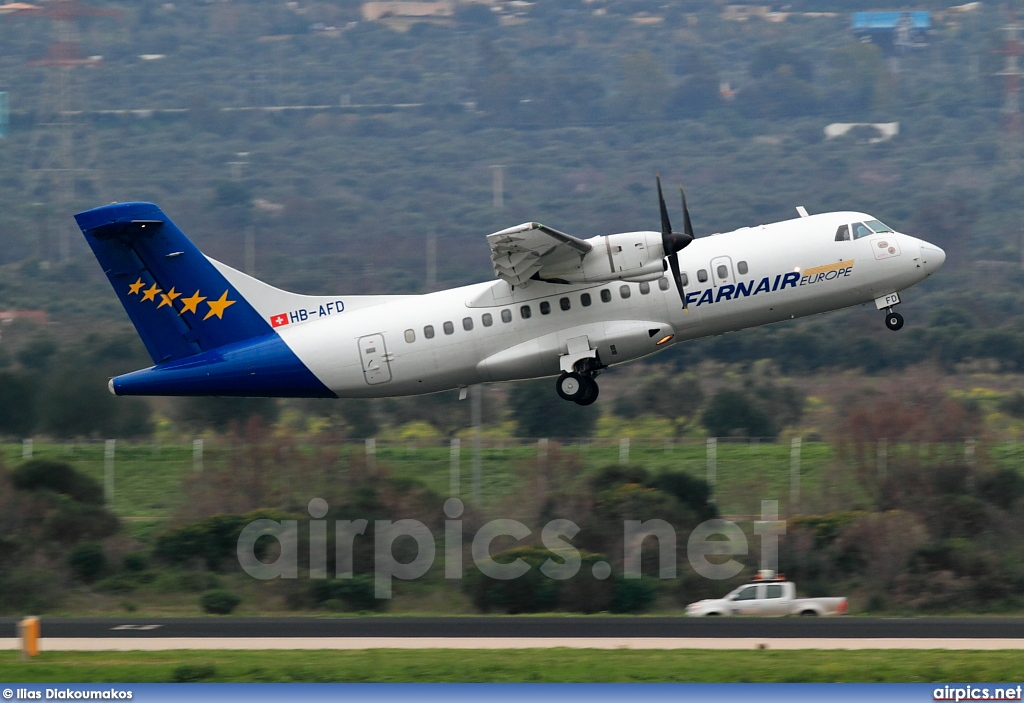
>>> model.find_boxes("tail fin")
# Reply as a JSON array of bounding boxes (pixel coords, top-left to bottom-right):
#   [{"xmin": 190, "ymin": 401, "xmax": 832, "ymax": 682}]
[
  {"xmin": 75, "ymin": 201, "xmax": 274, "ymax": 364},
  {"xmin": 76, "ymin": 202, "xmax": 335, "ymax": 398}
]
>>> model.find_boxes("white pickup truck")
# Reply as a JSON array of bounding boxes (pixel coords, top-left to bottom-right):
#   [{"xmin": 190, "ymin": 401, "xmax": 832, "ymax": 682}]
[{"xmin": 685, "ymin": 578, "xmax": 848, "ymax": 617}]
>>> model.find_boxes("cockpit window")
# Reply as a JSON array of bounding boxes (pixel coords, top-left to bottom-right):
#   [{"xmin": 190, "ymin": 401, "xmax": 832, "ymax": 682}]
[
  {"xmin": 835, "ymin": 225, "xmax": 850, "ymax": 242},
  {"xmin": 864, "ymin": 219, "xmax": 893, "ymax": 233},
  {"xmin": 852, "ymin": 222, "xmax": 873, "ymax": 240}
]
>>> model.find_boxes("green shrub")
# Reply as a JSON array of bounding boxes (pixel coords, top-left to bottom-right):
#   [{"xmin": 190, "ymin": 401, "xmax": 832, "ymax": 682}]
[
  {"xmin": 201, "ymin": 589, "xmax": 241, "ymax": 615},
  {"xmin": 172, "ymin": 664, "xmax": 217, "ymax": 682},
  {"xmin": 67, "ymin": 542, "xmax": 106, "ymax": 583},
  {"xmin": 464, "ymin": 546, "xmax": 618, "ymax": 613},
  {"xmin": 0, "ymin": 567, "xmax": 62, "ymax": 614},
  {"xmin": 307, "ymin": 575, "xmax": 384, "ymax": 611},
  {"xmin": 123, "ymin": 553, "xmax": 149, "ymax": 572},
  {"xmin": 43, "ymin": 497, "xmax": 120, "ymax": 543},
  {"xmin": 611, "ymin": 577, "xmax": 658, "ymax": 613},
  {"xmin": 156, "ymin": 509, "xmax": 293, "ymax": 570},
  {"xmin": 93, "ymin": 573, "xmax": 137, "ymax": 594},
  {"xmin": 12, "ymin": 460, "xmax": 103, "ymax": 504}
]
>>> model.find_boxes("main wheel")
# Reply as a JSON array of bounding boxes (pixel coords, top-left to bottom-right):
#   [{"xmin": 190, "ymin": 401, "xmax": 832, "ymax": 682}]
[
  {"xmin": 575, "ymin": 378, "xmax": 600, "ymax": 406},
  {"xmin": 555, "ymin": 372, "xmax": 586, "ymax": 401},
  {"xmin": 885, "ymin": 311, "xmax": 904, "ymax": 331}
]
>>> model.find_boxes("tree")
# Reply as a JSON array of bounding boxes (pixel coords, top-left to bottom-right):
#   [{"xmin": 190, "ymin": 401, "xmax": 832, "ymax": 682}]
[
  {"xmin": 614, "ymin": 52, "xmax": 669, "ymax": 121},
  {"xmin": 701, "ymin": 388, "xmax": 775, "ymax": 438},
  {"xmin": 828, "ymin": 42, "xmax": 895, "ymax": 117},
  {"xmin": 508, "ymin": 379, "xmax": 598, "ymax": 438}
]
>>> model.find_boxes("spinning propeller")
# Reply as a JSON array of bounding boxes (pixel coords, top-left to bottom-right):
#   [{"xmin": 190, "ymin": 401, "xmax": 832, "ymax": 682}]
[{"xmin": 656, "ymin": 175, "xmax": 695, "ymax": 309}]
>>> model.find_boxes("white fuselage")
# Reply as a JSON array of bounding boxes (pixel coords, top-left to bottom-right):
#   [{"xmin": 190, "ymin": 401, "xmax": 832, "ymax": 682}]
[{"xmin": 222, "ymin": 211, "xmax": 942, "ymax": 398}]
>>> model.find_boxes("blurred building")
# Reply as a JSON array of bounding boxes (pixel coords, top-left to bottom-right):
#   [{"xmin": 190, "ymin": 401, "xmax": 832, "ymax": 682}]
[{"xmin": 853, "ymin": 11, "xmax": 931, "ymax": 53}]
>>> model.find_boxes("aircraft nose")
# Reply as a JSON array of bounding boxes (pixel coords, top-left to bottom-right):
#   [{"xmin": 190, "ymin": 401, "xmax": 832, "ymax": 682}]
[{"xmin": 920, "ymin": 244, "xmax": 946, "ymax": 275}]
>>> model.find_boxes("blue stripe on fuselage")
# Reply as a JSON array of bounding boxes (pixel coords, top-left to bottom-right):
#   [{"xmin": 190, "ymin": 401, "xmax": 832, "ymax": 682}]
[{"xmin": 110, "ymin": 333, "xmax": 335, "ymax": 398}]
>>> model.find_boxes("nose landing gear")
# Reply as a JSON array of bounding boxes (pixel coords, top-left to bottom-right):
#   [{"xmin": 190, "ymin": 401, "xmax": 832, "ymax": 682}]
[
  {"xmin": 875, "ymin": 293, "xmax": 904, "ymax": 332},
  {"xmin": 884, "ymin": 309, "xmax": 904, "ymax": 331}
]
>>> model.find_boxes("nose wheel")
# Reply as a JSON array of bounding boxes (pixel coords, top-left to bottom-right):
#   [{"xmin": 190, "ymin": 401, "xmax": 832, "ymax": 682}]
[
  {"xmin": 884, "ymin": 310, "xmax": 904, "ymax": 331},
  {"xmin": 556, "ymin": 372, "xmax": 600, "ymax": 405}
]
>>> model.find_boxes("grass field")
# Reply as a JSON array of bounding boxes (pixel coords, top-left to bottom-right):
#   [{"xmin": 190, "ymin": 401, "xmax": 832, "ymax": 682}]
[
  {"xmin": 6, "ymin": 438, "xmax": 1003, "ymax": 519},
  {"xmin": 2, "ymin": 649, "xmax": 1024, "ymax": 683}
]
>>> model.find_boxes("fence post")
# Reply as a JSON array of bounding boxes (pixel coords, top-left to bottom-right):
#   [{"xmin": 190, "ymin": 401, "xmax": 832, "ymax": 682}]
[
  {"xmin": 365, "ymin": 438, "xmax": 376, "ymax": 473},
  {"xmin": 965, "ymin": 437, "xmax": 976, "ymax": 490},
  {"xmin": 471, "ymin": 384, "xmax": 482, "ymax": 506},
  {"xmin": 22, "ymin": 438, "xmax": 32, "ymax": 460},
  {"xmin": 790, "ymin": 436, "xmax": 801, "ymax": 513},
  {"xmin": 706, "ymin": 437, "xmax": 717, "ymax": 505},
  {"xmin": 104, "ymin": 439, "xmax": 115, "ymax": 509},
  {"xmin": 619, "ymin": 437, "xmax": 630, "ymax": 466},
  {"xmin": 449, "ymin": 437, "xmax": 461, "ymax": 497},
  {"xmin": 537, "ymin": 437, "xmax": 548, "ymax": 468},
  {"xmin": 877, "ymin": 438, "xmax": 887, "ymax": 480},
  {"xmin": 193, "ymin": 438, "xmax": 204, "ymax": 473}
]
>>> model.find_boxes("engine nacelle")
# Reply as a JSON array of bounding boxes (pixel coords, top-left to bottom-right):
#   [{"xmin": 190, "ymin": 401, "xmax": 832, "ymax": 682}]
[{"xmin": 541, "ymin": 231, "xmax": 666, "ymax": 285}]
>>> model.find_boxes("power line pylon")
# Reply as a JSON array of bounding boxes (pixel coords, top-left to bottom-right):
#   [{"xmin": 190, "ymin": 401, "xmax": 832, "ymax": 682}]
[
  {"xmin": 11, "ymin": 1, "xmax": 117, "ymax": 263},
  {"xmin": 996, "ymin": 12, "xmax": 1024, "ymax": 162}
]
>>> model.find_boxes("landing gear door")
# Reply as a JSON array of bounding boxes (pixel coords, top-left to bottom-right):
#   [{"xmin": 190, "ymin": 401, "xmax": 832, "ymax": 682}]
[
  {"xmin": 710, "ymin": 256, "xmax": 735, "ymax": 287},
  {"xmin": 358, "ymin": 333, "xmax": 393, "ymax": 385}
]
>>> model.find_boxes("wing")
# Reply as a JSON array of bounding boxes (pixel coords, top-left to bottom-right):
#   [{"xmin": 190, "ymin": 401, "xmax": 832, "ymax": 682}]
[{"xmin": 486, "ymin": 222, "xmax": 592, "ymax": 287}]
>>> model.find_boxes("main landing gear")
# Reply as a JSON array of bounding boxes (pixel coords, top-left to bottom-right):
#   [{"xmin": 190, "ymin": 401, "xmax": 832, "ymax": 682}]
[
  {"xmin": 884, "ymin": 310, "xmax": 904, "ymax": 331},
  {"xmin": 556, "ymin": 371, "xmax": 600, "ymax": 406}
]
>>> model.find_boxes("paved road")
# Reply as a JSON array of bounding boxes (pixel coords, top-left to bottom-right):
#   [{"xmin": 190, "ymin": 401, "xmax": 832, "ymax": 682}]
[{"xmin": 2, "ymin": 617, "xmax": 1022, "ymax": 640}]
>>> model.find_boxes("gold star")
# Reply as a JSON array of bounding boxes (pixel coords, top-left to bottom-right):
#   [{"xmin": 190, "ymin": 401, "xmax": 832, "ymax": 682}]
[
  {"xmin": 203, "ymin": 290, "xmax": 236, "ymax": 321},
  {"xmin": 179, "ymin": 290, "xmax": 206, "ymax": 315},
  {"xmin": 128, "ymin": 278, "xmax": 144, "ymax": 295},
  {"xmin": 157, "ymin": 287, "xmax": 181, "ymax": 309},
  {"xmin": 141, "ymin": 283, "xmax": 162, "ymax": 302}
]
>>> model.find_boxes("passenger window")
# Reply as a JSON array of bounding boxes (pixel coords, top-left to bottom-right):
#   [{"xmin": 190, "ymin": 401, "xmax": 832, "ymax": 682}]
[
  {"xmin": 559, "ymin": 297, "xmax": 570, "ymax": 311},
  {"xmin": 765, "ymin": 584, "xmax": 783, "ymax": 599},
  {"xmin": 716, "ymin": 265, "xmax": 728, "ymax": 279},
  {"xmin": 443, "ymin": 321, "xmax": 454, "ymax": 335},
  {"xmin": 424, "ymin": 325, "xmax": 435, "ymax": 339},
  {"xmin": 581, "ymin": 293, "xmax": 592, "ymax": 306},
  {"xmin": 852, "ymin": 222, "xmax": 873, "ymax": 240},
  {"xmin": 619, "ymin": 285, "xmax": 631, "ymax": 299},
  {"xmin": 835, "ymin": 224, "xmax": 850, "ymax": 242},
  {"xmin": 404, "ymin": 329, "xmax": 415, "ymax": 343},
  {"xmin": 540, "ymin": 301, "xmax": 551, "ymax": 315},
  {"xmin": 520, "ymin": 305, "xmax": 531, "ymax": 319},
  {"xmin": 482, "ymin": 313, "xmax": 493, "ymax": 327},
  {"xmin": 600, "ymin": 289, "xmax": 611, "ymax": 303},
  {"xmin": 639, "ymin": 282, "xmax": 650, "ymax": 295},
  {"xmin": 733, "ymin": 586, "xmax": 758, "ymax": 601},
  {"xmin": 658, "ymin": 277, "xmax": 670, "ymax": 291},
  {"xmin": 697, "ymin": 269, "xmax": 708, "ymax": 283},
  {"xmin": 501, "ymin": 309, "xmax": 512, "ymax": 323},
  {"xmin": 463, "ymin": 317, "xmax": 473, "ymax": 331},
  {"xmin": 738, "ymin": 261, "xmax": 748, "ymax": 275},
  {"xmin": 681, "ymin": 272, "xmax": 689, "ymax": 286}
]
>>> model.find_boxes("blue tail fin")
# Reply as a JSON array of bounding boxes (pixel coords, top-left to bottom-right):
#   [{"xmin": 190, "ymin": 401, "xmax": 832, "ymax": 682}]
[
  {"xmin": 77, "ymin": 202, "xmax": 336, "ymax": 398},
  {"xmin": 75, "ymin": 202, "xmax": 273, "ymax": 364}
]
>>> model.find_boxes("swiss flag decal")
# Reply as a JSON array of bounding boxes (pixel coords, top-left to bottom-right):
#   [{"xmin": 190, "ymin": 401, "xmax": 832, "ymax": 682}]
[{"xmin": 270, "ymin": 313, "xmax": 289, "ymax": 328}]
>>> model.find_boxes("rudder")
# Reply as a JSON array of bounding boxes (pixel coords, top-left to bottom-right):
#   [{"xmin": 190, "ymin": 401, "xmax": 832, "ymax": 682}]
[{"xmin": 75, "ymin": 202, "xmax": 272, "ymax": 364}]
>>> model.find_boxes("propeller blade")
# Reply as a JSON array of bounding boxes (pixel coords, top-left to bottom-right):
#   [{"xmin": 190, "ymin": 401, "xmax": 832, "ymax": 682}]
[
  {"xmin": 668, "ymin": 251, "xmax": 687, "ymax": 310},
  {"xmin": 680, "ymin": 186, "xmax": 694, "ymax": 238},
  {"xmin": 656, "ymin": 175, "xmax": 672, "ymax": 237}
]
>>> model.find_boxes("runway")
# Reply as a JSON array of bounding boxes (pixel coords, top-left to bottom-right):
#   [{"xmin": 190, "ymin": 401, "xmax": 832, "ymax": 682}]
[{"xmin": 1, "ymin": 617, "xmax": 1022, "ymax": 650}]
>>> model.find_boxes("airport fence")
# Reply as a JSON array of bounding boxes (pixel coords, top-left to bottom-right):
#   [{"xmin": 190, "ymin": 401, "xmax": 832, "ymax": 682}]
[{"xmin": 2, "ymin": 435, "xmax": 1014, "ymax": 522}]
